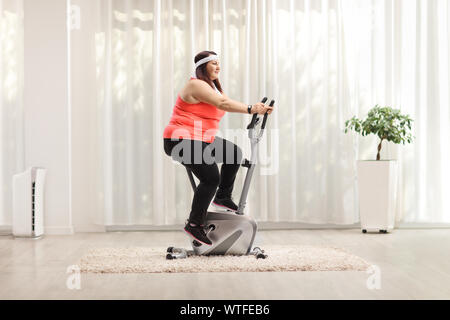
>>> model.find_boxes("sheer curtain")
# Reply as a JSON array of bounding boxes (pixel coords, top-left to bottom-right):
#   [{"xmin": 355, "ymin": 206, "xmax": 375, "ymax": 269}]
[
  {"xmin": 0, "ymin": 0, "xmax": 24, "ymax": 228},
  {"xmin": 76, "ymin": 0, "xmax": 450, "ymax": 227}
]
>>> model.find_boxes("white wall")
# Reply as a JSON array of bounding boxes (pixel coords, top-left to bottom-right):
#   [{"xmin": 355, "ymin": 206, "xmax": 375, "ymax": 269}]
[{"xmin": 23, "ymin": 0, "xmax": 72, "ymax": 234}]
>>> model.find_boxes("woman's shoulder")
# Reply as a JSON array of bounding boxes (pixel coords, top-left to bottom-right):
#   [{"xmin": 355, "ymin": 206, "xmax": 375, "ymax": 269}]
[
  {"xmin": 182, "ymin": 77, "xmax": 225, "ymax": 101},
  {"xmin": 188, "ymin": 77, "xmax": 207, "ymax": 86},
  {"xmin": 185, "ymin": 78, "xmax": 213, "ymax": 94},
  {"xmin": 180, "ymin": 78, "xmax": 199, "ymax": 92},
  {"xmin": 179, "ymin": 79, "xmax": 201, "ymax": 103}
]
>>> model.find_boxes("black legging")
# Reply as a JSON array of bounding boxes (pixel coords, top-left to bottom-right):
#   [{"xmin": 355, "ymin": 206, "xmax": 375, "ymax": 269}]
[{"xmin": 164, "ymin": 137, "xmax": 243, "ymax": 226}]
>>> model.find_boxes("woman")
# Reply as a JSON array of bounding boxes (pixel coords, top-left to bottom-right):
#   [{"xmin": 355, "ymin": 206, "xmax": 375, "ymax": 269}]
[{"xmin": 163, "ymin": 50, "xmax": 273, "ymax": 245}]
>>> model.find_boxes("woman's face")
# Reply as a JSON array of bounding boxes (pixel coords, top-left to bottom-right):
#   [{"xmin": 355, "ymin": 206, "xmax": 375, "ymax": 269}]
[{"xmin": 206, "ymin": 59, "xmax": 220, "ymax": 81}]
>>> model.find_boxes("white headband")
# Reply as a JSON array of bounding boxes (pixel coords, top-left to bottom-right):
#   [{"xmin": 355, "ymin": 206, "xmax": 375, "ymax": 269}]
[{"xmin": 194, "ymin": 55, "xmax": 219, "ymax": 70}]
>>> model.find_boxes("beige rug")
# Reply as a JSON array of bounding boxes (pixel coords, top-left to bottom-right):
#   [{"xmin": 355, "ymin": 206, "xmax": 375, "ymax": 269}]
[{"xmin": 77, "ymin": 245, "xmax": 371, "ymax": 273}]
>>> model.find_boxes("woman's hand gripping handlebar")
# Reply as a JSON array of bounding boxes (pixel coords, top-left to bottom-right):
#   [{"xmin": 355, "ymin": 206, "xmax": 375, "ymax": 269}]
[
  {"xmin": 247, "ymin": 97, "xmax": 275, "ymax": 130},
  {"xmin": 251, "ymin": 100, "xmax": 274, "ymax": 115}
]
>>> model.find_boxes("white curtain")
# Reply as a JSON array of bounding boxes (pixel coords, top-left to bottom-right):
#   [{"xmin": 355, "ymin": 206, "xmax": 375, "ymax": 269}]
[
  {"xmin": 74, "ymin": 0, "xmax": 450, "ymax": 227},
  {"xmin": 0, "ymin": 0, "xmax": 24, "ymax": 227}
]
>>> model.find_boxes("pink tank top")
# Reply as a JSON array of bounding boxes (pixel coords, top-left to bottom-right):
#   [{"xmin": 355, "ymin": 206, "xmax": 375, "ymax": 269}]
[{"xmin": 163, "ymin": 79, "xmax": 225, "ymax": 143}]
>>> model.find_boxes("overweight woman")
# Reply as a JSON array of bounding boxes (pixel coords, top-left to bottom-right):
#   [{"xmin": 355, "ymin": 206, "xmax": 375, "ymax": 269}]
[{"xmin": 163, "ymin": 50, "xmax": 273, "ymax": 245}]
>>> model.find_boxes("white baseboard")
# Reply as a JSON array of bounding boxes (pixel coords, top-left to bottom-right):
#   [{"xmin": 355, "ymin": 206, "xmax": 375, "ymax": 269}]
[
  {"xmin": 0, "ymin": 225, "xmax": 12, "ymax": 236},
  {"xmin": 105, "ymin": 222, "xmax": 450, "ymax": 232},
  {"xmin": 258, "ymin": 222, "xmax": 361, "ymax": 230},
  {"xmin": 73, "ymin": 224, "xmax": 106, "ymax": 233},
  {"xmin": 396, "ymin": 222, "xmax": 450, "ymax": 229},
  {"xmin": 106, "ymin": 225, "xmax": 183, "ymax": 232},
  {"xmin": 1, "ymin": 225, "xmax": 75, "ymax": 235},
  {"xmin": 44, "ymin": 226, "xmax": 74, "ymax": 235},
  {"xmin": 2, "ymin": 222, "xmax": 449, "ymax": 235},
  {"xmin": 105, "ymin": 223, "xmax": 362, "ymax": 232}
]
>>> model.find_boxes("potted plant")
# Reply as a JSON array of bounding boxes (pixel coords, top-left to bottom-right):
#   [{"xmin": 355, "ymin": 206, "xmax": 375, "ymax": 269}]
[{"xmin": 344, "ymin": 105, "xmax": 414, "ymax": 233}]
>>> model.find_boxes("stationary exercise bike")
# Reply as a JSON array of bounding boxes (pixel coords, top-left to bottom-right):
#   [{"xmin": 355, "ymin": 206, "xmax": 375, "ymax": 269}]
[{"xmin": 166, "ymin": 97, "xmax": 275, "ymax": 260}]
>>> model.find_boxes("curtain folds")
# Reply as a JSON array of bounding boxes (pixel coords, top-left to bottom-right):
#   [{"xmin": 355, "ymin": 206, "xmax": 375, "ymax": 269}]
[
  {"xmin": 74, "ymin": 0, "xmax": 449, "ymax": 226},
  {"xmin": 0, "ymin": 0, "xmax": 24, "ymax": 226}
]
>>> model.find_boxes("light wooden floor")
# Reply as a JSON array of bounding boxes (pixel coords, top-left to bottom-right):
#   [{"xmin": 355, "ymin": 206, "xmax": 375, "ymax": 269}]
[{"xmin": 0, "ymin": 229, "xmax": 449, "ymax": 300}]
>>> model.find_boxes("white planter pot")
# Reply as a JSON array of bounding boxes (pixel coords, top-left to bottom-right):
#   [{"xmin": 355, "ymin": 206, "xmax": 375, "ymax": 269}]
[{"xmin": 357, "ymin": 160, "xmax": 398, "ymax": 233}]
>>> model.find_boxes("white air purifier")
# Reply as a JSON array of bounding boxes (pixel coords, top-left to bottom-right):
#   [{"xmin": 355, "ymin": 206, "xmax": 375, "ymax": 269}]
[{"xmin": 12, "ymin": 167, "xmax": 47, "ymax": 238}]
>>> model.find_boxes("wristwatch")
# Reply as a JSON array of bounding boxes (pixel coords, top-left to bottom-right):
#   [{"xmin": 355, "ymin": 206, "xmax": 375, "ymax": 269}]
[{"xmin": 247, "ymin": 105, "xmax": 252, "ymax": 114}]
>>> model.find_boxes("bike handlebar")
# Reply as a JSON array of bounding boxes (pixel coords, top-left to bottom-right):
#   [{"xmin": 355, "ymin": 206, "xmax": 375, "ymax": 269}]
[
  {"xmin": 246, "ymin": 97, "xmax": 267, "ymax": 130},
  {"xmin": 261, "ymin": 99, "xmax": 275, "ymax": 129},
  {"xmin": 246, "ymin": 97, "xmax": 275, "ymax": 130}
]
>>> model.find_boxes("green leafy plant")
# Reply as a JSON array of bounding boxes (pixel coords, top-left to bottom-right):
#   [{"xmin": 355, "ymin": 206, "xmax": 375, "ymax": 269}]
[{"xmin": 344, "ymin": 105, "xmax": 414, "ymax": 160}]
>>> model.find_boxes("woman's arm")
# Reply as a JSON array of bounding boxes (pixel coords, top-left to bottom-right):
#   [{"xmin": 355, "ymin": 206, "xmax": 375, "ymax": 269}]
[{"xmin": 188, "ymin": 79, "xmax": 272, "ymax": 114}]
